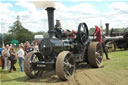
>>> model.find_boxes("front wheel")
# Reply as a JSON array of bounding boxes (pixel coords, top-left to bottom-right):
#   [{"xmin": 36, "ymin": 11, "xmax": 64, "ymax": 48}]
[
  {"xmin": 56, "ymin": 51, "xmax": 75, "ymax": 81},
  {"xmin": 24, "ymin": 51, "xmax": 43, "ymax": 78}
]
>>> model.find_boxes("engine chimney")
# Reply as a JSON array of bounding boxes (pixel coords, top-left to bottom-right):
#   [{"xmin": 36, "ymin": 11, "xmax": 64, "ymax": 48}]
[
  {"xmin": 105, "ymin": 23, "xmax": 109, "ymax": 36},
  {"xmin": 45, "ymin": 7, "xmax": 55, "ymax": 38}
]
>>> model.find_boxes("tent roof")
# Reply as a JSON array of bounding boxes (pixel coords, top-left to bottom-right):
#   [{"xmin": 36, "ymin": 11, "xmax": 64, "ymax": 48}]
[{"xmin": 11, "ymin": 40, "xmax": 19, "ymax": 44}]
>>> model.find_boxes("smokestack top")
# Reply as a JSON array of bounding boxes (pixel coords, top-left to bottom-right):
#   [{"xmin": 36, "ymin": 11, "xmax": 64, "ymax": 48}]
[
  {"xmin": 45, "ymin": 7, "xmax": 55, "ymax": 11},
  {"xmin": 105, "ymin": 23, "xmax": 109, "ymax": 25},
  {"xmin": 45, "ymin": 7, "xmax": 55, "ymax": 38}
]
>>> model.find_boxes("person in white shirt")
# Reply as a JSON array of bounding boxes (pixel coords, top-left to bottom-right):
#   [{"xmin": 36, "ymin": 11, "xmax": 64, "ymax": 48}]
[{"xmin": 17, "ymin": 46, "xmax": 24, "ymax": 72}]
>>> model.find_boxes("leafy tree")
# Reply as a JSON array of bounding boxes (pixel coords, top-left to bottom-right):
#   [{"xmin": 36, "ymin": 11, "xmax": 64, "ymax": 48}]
[
  {"xmin": 89, "ymin": 27, "xmax": 95, "ymax": 35},
  {"xmin": 9, "ymin": 16, "xmax": 24, "ymax": 34},
  {"xmin": 16, "ymin": 28, "xmax": 34, "ymax": 43},
  {"xmin": 3, "ymin": 33, "xmax": 15, "ymax": 45},
  {"xmin": 5, "ymin": 16, "xmax": 34, "ymax": 43}
]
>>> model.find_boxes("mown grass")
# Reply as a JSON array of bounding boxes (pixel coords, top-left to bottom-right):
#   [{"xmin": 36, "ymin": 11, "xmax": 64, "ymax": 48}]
[
  {"xmin": 0, "ymin": 50, "xmax": 128, "ymax": 85},
  {"xmin": 104, "ymin": 50, "xmax": 128, "ymax": 69},
  {"xmin": 101, "ymin": 50, "xmax": 128, "ymax": 85}
]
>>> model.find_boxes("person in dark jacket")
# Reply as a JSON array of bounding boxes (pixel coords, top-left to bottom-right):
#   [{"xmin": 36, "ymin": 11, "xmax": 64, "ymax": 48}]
[
  {"xmin": 25, "ymin": 44, "xmax": 34, "ymax": 53},
  {"xmin": 9, "ymin": 47, "xmax": 17, "ymax": 72},
  {"xmin": 102, "ymin": 36, "xmax": 110, "ymax": 60}
]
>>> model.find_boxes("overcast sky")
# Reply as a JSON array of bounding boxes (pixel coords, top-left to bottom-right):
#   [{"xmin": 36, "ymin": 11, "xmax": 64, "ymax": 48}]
[{"xmin": 0, "ymin": 0, "xmax": 128, "ymax": 33}]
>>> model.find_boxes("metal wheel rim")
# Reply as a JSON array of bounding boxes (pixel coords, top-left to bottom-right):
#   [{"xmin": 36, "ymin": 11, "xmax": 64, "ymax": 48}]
[
  {"xmin": 30, "ymin": 54, "xmax": 42, "ymax": 76},
  {"xmin": 63, "ymin": 53, "xmax": 75, "ymax": 79},
  {"xmin": 95, "ymin": 43, "xmax": 103, "ymax": 66},
  {"xmin": 106, "ymin": 41, "xmax": 115, "ymax": 52},
  {"xmin": 88, "ymin": 42, "xmax": 103, "ymax": 68},
  {"xmin": 24, "ymin": 52, "xmax": 43, "ymax": 78},
  {"xmin": 56, "ymin": 51, "xmax": 75, "ymax": 81}
]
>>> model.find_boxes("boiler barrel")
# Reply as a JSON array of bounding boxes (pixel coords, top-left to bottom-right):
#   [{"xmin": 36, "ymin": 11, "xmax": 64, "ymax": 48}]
[
  {"xmin": 105, "ymin": 36, "xmax": 124, "ymax": 41},
  {"xmin": 39, "ymin": 38, "xmax": 71, "ymax": 57}
]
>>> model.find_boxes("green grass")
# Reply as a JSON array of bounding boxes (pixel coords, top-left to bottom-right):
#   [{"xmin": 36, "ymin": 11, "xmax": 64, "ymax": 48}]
[
  {"xmin": 101, "ymin": 50, "xmax": 128, "ymax": 85},
  {"xmin": 104, "ymin": 50, "xmax": 128, "ymax": 69},
  {"xmin": 0, "ymin": 50, "xmax": 128, "ymax": 85}
]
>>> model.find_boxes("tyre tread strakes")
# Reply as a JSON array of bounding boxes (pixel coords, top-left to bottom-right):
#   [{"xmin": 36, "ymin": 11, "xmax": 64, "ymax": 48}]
[
  {"xmin": 24, "ymin": 51, "xmax": 43, "ymax": 78},
  {"xmin": 56, "ymin": 51, "xmax": 75, "ymax": 81},
  {"xmin": 88, "ymin": 42, "xmax": 103, "ymax": 68}
]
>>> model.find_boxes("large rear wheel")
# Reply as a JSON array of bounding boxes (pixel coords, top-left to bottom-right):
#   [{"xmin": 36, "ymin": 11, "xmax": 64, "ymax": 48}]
[
  {"xmin": 88, "ymin": 42, "xmax": 103, "ymax": 68},
  {"xmin": 56, "ymin": 51, "xmax": 75, "ymax": 81},
  {"xmin": 24, "ymin": 51, "xmax": 43, "ymax": 78}
]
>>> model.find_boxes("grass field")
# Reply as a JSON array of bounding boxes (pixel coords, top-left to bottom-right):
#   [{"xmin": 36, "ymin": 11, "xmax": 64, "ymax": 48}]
[{"xmin": 0, "ymin": 50, "xmax": 128, "ymax": 85}]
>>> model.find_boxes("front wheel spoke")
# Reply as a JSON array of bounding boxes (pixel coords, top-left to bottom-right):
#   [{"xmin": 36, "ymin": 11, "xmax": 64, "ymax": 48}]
[
  {"xmin": 35, "ymin": 71, "xmax": 40, "ymax": 76},
  {"xmin": 64, "ymin": 69, "xmax": 71, "ymax": 77},
  {"xmin": 33, "ymin": 70, "xmax": 37, "ymax": 75},
  {"xmin": 97, "ymin": 56, "xmax": 103, "ymax": 59}
]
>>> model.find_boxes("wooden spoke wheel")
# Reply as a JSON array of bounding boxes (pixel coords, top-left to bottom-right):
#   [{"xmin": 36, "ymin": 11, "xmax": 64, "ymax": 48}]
[
  {"xmin": 88, "ymin": 42, "xmax": 103, "ymax": 68},
  {"xmin": 106, "ymin": 41, "xmax": 116, "ymax": 52},
  {"xmin": 56, "ymin": 51, "xmax": 75, "ymax": 81},
  {"xmin": 24, "ymin": 51, "xmax": 43, "ymax": 78}
]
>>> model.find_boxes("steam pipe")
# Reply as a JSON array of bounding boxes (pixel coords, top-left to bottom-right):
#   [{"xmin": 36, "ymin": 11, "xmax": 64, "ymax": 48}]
[{"xmin": 45, "ymin": 7, "xmax": 55, "ymax": 38}]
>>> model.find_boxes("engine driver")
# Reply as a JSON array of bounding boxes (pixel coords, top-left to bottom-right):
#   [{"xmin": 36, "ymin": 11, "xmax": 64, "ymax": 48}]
[
  {"xmin": 55, "ymin": 20, "xmax": 77, "ymax": 39},
  {"xmin": 93, "ymin": 25, "xmax": 110, "ymax": 60}
]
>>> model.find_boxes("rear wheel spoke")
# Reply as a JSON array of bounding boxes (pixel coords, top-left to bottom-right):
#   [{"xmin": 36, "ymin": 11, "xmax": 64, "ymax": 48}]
[
  {"xmin": 96, "ymin": 58, "xmax": 101, "ymax": 64},
  {"xmin": 97, "ymin": 49, "xmax": 102, "ymax": 53}
]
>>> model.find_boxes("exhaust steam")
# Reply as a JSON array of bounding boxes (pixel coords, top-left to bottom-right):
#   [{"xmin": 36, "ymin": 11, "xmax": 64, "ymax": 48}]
[{"xmin": 33, "ymin": 0, "xmax": 55, "ymax": 9}]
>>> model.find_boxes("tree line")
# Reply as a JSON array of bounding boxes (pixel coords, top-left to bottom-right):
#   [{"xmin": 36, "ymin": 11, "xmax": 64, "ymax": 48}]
[
  {"xmin": 0, "ymin": 16, "xmax": 127, "ymax": 47},
  {"xmin": 0, "ymin": 16, "xmax": 48, "ymax": 47}
]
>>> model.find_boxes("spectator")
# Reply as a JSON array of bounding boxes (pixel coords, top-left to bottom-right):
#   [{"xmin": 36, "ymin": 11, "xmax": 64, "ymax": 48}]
[
  {"xmin": 10, "ymin": 44, "xmax": 13, "ymax": 49},
  {"xmin": 20, "ymin": 43, "xmax": 25, "ymax": 50},
  {"xmin": 20, "ymin": 43, "xmax": 24, "ymax": 47},
  {"xmin": 1, "ymin": 46, "xmax": 5, "ymax": 70},
  {"xmin": 26, "ymin": 44, "xmax": 34, "ymax": 53},
  {"xmin": 4, "ymin": 44, "xmax": 10, "ymax": 70},
  {"xmin": 9, "ymin": 47, "xmax": 17, "ymax": 72},
  {"xmin": 24, "ymin": 41, "xmax": 30, "ymax": 51},
  {"xmin": 33, "ymin": 42, "xmax": 39, "ymax": 52},
  {"xmin": 13, "ymin": 43, "xmax": 17, "ymax": 48},
  {"xmin": 17, "ymin": 46, "xmax": 24, "ymax": 72}
]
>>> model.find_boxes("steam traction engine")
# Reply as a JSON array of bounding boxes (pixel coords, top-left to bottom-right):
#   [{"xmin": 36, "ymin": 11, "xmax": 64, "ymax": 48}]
[{"xmin": 24, "ymin": 7, "xmax": 103, "ymax": 81}]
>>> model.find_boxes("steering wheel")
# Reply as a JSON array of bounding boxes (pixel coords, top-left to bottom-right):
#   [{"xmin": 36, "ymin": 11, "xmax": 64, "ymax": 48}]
[
  {"xmin": 123, "ymin": 28, "xmax": 128, "ymax": 39},
  {"xmin": 76, "ymin": 23, "xmax": 89, "ymax": 45}
]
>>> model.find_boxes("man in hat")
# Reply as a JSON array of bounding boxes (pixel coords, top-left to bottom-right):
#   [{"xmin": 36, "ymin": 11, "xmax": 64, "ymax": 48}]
[{"xmin": 55, "ymin": 20, "xmax": 64, "ymax": 39}]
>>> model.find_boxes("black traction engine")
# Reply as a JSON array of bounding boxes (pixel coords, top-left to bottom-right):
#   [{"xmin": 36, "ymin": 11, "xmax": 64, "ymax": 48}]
[{"xmin": 24, "ymin": 7, "xmax": 103, "ymax": 81}]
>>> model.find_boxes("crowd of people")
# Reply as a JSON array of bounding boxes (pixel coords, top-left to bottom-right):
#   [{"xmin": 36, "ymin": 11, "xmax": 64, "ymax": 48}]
[{"xmin": 1, "ymin": 41, "xmax": 39, "ymax": 72}]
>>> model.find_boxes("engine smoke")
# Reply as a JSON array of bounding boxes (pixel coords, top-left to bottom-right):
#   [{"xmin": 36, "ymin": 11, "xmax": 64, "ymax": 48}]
[{"xmin": 33, "ymin": 0, "xmax": 55, "ymax": 9}]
